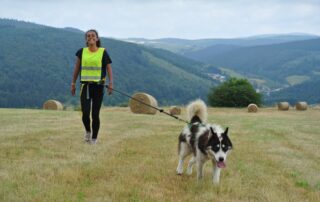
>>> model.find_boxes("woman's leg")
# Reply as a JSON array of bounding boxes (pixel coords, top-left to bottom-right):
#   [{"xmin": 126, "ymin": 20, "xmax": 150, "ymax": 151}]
[
  {"xmin": 80, "ymin": 84, "xmax": 91, "ymax": 133},
  {"xmin": 91, "ymin": 85, "xmax": 104, "ymax": 140}
]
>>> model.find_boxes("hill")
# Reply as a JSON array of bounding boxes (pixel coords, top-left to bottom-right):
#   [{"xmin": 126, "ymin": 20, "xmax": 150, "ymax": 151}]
[
  {"xmin": 265, "ymin": 79, "xmax": 320, "ymax": 105},
  {"xmin": 195, "ymin": 38, "xmax": 320, "ymax": 84},
  {"xmin": 124, "ymin": 34, "xmax": 319, "ymax": 54},
  {"xmin": 124, "ymin": 35, "xmax": 320, "ymax": 104},
  {"xmin": 0, "ymin": 19, "xmax": 220, "ymax": 108},
  {"xmin": 183, "ymin": 38, "xmax": 320, "ymax": 104}
]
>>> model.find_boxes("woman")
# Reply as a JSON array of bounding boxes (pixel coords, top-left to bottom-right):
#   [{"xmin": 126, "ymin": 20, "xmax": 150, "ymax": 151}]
[{"xmin": 71, "ymin": 29, "xmax": 113, "ymax": 144}]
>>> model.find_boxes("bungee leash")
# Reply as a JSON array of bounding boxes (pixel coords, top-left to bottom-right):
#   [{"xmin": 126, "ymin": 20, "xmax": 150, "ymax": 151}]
[{"xmin": 104, "ymin": 84, "xmax": 190, "ymax": 124}]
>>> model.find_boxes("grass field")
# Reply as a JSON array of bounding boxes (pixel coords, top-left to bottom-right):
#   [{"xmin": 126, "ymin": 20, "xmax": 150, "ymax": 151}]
[{"xmin": 0, "ymin": 107, "xmax": 319, "ymax": 201}]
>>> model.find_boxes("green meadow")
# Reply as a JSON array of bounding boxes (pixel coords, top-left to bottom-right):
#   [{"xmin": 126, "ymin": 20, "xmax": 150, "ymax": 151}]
[{"xmin": 0, "ymin": 107, "xmax": 319, "ymax": 201}]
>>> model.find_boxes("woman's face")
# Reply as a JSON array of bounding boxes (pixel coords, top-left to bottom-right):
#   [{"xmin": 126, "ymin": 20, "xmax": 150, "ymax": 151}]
[{"xmin": 86, "ymin": 31, "xmax": 98, "ymax": 46}]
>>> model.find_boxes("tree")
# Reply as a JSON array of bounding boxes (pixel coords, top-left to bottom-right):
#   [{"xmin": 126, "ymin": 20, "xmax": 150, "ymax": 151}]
[{"xmin": 208, "ymin": 78, "xmax": 262, "ymax": 107}]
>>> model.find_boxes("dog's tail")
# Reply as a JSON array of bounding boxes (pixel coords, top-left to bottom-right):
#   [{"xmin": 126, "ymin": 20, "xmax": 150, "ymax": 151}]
[{"xmin": 186, "ymin": 99, "xmax": 207, "ymax": 123}]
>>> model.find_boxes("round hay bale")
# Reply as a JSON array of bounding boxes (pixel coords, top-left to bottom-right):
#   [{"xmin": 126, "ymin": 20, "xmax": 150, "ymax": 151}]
[
  {"xmin": 278, "ymin": 102, "xmax": 290, "ymax": 111},
  {"xmin": 247, "ymin": 103, "xmax": 258, "ymax": 113},
  {"xmin": 169, "ymin": 106, "xmax": 181, "ymax": 115},
  {"xmin": 43, "ymin": 100, "xmax": 63, "ymax": 110},
  {"xmin": 129, "ymin": 93, "xmax": 158, "ymax": 115},
  {"xmin": 295, "ymin": 102, "xmax": 308, "ymax": 111}
]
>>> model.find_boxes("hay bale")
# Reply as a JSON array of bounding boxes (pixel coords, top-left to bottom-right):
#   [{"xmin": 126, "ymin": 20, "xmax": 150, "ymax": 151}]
[
  {"xmin": 169, "ymin": 106, "xmax": 181, "ymax": 115},
  {"xmin": 129, "ymin": 93, "xmax": 158, "ymax": 115},
  {"xmin": 295, "ymin": 102, "xmax": 308, "ymax": 111},
  {"xmin": 278, "ymin": 102, "xmax": 290, "ymax": 111},
  {"xmin": 43, "ymin": 100, "xmax": 63, "ymax": 110},
  {"xmin": 247, "ymin": 103, "xmax": 258, "ymax": 113}
]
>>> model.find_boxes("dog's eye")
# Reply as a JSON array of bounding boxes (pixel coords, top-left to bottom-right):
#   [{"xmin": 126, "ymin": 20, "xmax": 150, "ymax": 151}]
[
  {"xmin": 216, "ymin": 144, "xmax": 220, "ymax": 148},
  {"xmin": 222, "ymin": 144, "xmax": 225, "ymax": 148}
]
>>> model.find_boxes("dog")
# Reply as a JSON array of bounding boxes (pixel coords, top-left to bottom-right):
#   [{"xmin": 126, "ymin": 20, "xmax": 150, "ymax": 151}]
[{"xmin": 176, "ymin": 99, "xmax": 232, "ymax": 184}]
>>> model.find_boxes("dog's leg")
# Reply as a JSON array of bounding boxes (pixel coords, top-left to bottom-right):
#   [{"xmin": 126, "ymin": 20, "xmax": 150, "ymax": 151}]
[
  {"xmin": 176, "ymin": 142, "xmax": 190, "ymax": 175},
  {"xmin": 212, "ymin": 161, "xmax": 221, "ymax": 184},
  {"xmin": 196, "ymin": 156, "xmax": 205, "ymax": 180},
  {"xmin": 187, "ymin": 156, "xmax": 196, "ymax": 175}
]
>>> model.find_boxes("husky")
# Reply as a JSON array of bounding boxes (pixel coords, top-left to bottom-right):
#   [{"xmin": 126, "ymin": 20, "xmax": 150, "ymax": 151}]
[{"xmin": 176, "ymin": 99, "xmax": 233, "ymax": 184}]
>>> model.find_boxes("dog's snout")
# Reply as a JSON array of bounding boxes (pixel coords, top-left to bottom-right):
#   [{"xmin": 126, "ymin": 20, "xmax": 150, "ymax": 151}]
[{"xmin": 218, "ymin": 157, "xmax": 224, "ymax": 162}]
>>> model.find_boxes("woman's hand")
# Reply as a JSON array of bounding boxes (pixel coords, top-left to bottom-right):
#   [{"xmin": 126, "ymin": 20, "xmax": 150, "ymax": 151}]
[
  {"xmin": 107, "ymin": 83, "xmax": 113, "ymax": 95},
  {"xmin": 71, "ymin": 83, "xmax": 76, "ymax": 96}
]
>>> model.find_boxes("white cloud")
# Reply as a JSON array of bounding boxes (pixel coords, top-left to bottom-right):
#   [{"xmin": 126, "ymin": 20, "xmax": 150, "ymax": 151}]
[{"xmin": 0, "ymin": 0, "xmax": 319, "ymax": 39}]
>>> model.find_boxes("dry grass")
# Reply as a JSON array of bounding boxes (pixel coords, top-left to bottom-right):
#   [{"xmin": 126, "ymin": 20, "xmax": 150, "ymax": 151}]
[{"xmin": 0, "ymin": 107, "xmax": 319, "ymax": 201}]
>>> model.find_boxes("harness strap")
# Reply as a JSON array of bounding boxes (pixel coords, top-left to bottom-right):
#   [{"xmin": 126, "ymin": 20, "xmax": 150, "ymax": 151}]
[
  {"xmin": 86, "ymin": 83, "xmax": 90, "ymax": 100},
  {"xmin": 188, "ymin": 122, "xmax": 206, "ymax": 129}
]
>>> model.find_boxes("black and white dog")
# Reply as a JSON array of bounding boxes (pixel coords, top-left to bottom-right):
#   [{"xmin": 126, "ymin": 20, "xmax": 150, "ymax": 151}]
[{"xmin": 176, "ymin": 99, "xmax": 233, "ymax": 184}]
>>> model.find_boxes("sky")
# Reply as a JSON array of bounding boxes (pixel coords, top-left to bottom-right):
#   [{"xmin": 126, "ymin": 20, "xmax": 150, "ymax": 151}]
[{"xmin": 0, "ymin": 0, "xmax": 319, "ymax": 39}]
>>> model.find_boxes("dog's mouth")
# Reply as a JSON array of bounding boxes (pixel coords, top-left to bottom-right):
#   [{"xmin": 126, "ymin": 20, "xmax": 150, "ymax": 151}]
[
  {"xmin": 217, "ymin": 161, "xmax": 226, "ymax": 168},
  {"xmin": 208, "ymin": 150, "xmax": 227, "ymax": 168}
]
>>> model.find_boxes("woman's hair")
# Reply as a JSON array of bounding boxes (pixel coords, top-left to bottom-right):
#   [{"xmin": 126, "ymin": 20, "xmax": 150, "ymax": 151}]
[{"xmin": 85, "ymin": 29, "xmax": 101, "ymax": 47}]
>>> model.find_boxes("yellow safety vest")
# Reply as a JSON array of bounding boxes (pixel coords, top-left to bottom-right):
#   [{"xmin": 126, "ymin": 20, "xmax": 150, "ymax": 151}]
[{"xmin": 80, "ymin": 47, "xmax": 105, "ymax": 83}]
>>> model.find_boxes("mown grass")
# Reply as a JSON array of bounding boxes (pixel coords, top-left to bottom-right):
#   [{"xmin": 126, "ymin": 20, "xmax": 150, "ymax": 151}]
[
  {"xmin": 0, "ymin": 107, "xmax": 319, "ymax": 201},
  {"xmin": 286, "ymin": 75, "xmax": 310, "ymax": 85}
]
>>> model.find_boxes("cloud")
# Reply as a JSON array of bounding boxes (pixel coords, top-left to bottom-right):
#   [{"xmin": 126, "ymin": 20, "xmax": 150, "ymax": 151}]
[{"xmin": 0, "ymin": 0, "xmax": 319, "ymax": 39}]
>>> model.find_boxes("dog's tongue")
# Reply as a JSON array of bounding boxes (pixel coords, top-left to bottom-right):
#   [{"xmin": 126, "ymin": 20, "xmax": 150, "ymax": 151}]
[{"xmin": 217, "ymin": 161, "xmax": 226, "ymax": 168}]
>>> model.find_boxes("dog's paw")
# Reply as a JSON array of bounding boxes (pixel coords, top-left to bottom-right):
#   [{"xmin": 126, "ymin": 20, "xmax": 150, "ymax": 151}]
[
  {"xmin": 176, "ymin": 164, "xmax": 184, "ymax": 174},
  {"xmin": 186, "ymin": 168, "xmax": 193, "ymax": 175},
  {"xmin": 176, "ymin": 171, "xmax": 183, "ymax": 175},
  {"xmin": 176, "ymin": 168, "xmax": 183, "ymax": 175}
]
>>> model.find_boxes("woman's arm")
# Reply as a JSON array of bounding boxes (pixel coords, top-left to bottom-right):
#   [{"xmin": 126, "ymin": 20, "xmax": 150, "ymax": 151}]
[
  {"xmin": 71, "ymin": 57, "xmax": 81, "ymax": 96},
  {"xmin": 106, "ymin": 63, "xmax": 113, "ymax": 95}
]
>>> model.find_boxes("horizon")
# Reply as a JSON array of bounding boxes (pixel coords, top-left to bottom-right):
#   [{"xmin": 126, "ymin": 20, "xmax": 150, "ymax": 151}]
[{"xmin": 122, "ymin": 32, "xmax": 320, "ymax": 40}]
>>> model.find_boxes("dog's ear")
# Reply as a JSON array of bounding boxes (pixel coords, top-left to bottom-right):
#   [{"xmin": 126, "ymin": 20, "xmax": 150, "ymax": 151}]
[
  {"xmin": 208, "ymin": 127, "xmax": 220, "ymax": 152},
  {"xmin": 224, "ymin": 127, "xmax": 229, "ymax": 134},
  {"xmin": 209, "ymin": 127, "xmax": 220, "ymax": 142},
  {"xmin": 222, "ymin": 127, "xmax": 233, "ymax": 150}
]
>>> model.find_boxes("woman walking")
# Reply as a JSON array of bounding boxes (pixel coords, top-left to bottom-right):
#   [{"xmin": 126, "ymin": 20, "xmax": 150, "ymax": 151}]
[{"xmin": 71, "ymin": 29, "xmax": 113, "ymax": 144}]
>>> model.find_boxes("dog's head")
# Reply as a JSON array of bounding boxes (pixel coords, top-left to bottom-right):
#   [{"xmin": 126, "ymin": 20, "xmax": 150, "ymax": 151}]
[{"xmin": 207, "ymin": 127, "xmax": 233, "ymax": 168}]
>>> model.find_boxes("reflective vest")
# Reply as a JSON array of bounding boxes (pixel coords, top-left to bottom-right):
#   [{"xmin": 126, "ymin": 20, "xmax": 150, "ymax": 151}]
[{"xmin": 80, "ymin": 47, "xmax": 105, "ymax": 83}]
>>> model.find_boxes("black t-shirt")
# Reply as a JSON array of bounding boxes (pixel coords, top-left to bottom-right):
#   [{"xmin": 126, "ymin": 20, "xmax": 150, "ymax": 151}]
[{"xmin": 76, "ymin": 48, "xmax": 112, "ymax": 81}]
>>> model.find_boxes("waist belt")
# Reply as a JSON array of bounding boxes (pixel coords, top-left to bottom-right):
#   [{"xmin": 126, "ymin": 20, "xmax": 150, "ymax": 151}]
[{"xmin": 82, "ymin": 82, "xmax": 104, "ymax": 100}]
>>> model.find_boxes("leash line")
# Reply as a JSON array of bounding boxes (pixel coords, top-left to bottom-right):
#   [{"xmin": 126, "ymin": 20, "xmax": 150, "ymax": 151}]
[{"xmin": 104, "ymin": 84, "xmax": 190, "ymax": 124}]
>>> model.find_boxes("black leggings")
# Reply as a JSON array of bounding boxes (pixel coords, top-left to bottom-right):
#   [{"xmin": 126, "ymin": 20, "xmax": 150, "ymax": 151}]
[{"xmin": 80, "ymin": 83, "xmax": 104, "ymax": 139}]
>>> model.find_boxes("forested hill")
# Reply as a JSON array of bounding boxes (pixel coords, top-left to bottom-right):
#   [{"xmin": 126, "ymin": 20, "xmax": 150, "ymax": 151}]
[
  {"xmin": 0, "ymin": 19, "xmax": 219, "ymax": 108},
  {"xmin": 265, "ymin": 79, "xmax": 320, "ymax": 105},
  {"xmin": 185, "ymin": 38, "xmax": 320, "ymax": 86}
]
